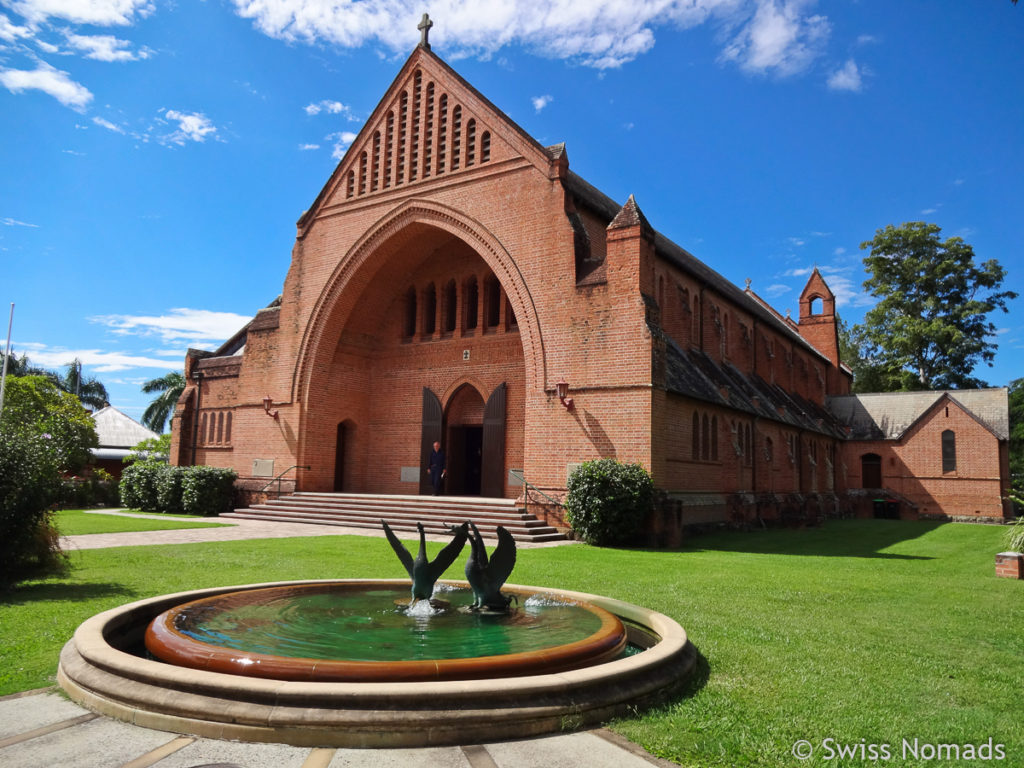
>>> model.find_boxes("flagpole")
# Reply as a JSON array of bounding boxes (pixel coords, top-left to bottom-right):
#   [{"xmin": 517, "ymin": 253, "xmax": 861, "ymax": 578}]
[{"xmin": 0, "ymin": 303, "xmax": 13, "ymax": 419}]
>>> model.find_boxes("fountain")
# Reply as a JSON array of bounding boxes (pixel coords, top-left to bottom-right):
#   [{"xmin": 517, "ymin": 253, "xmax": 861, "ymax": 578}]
[{"xmin": 58, "ymin": 521, "xmax": 695, "ymax": 747}]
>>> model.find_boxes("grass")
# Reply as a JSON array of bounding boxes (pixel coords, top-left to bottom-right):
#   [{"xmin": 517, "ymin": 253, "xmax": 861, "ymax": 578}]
[
  {"xmin": 53, "ymin": 508, "xmax": 232, "ymax": 536},
  {"xmin": 1, "ymin": 519, "xmax": 1021, "ymax": 766}
]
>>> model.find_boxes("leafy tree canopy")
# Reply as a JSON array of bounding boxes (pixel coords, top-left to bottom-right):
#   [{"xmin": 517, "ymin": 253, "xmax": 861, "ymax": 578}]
[
  {"xmin": 1, "ymin": 353, "xmax": 109, "ymax": 410},
  {"xmin": 0, "ymin": 375, "xmax": 98, "ymax": 474},
  {"xmin": 855, "ymin": 222, "xmax": 1016, "ymax": 390},
  {"xmin": 124, "ymin": 433, "xmax": 172, "ymax": 464}
]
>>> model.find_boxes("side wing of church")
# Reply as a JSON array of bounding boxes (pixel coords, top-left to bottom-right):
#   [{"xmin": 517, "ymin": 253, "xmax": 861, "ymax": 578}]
[{"xmin": 168, "ymin": 38, "xmax": 1011, "ymax": 529}]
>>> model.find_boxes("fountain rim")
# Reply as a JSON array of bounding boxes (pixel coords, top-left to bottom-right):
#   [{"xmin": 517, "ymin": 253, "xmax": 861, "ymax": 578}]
[
  {"xmin": 58, "ymin": 579, "xmax": 695, "ymax": 747},
  {"xmin": 143, "ymin": 581, "xmax": 628, "ymax": 682}
]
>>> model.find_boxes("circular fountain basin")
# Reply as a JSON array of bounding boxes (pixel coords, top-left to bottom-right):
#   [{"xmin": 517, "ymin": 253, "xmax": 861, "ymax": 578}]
[
  {"xmin": 58, "ymin": 579, "xmax": 695, "ymax": 748},
  {"xmin": 145, "ymin": 583, "xmax": 626, "ymax": 682}
]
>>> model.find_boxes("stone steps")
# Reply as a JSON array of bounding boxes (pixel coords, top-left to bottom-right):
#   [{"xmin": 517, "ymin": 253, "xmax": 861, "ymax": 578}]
[{"xmin": 225, "ymin": 492, "xmax": 567, "ymax": 543}]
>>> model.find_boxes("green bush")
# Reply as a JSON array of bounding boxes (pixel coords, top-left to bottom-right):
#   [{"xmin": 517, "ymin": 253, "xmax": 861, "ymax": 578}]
[
  {"xmin": 154, "ymin": 464, "xmax": 183, "ymax": 514},
  {"xmin": 119, "ymin": 462, "xmax": 162, "ymax": 512},
  {"xmin": 1006, "ymin": 516, "xmax": 1024, "ymax": 553},
  {"xmin": 181, "ymin": 466, "xmax": 238, "ymax": 517},
  {"xmin": 565, "ymin": 459, "xmax": 655, "ymax": 546},
  {"xmin": 0, "ymin": 429, "xmax": 67, "ymax": 588}
]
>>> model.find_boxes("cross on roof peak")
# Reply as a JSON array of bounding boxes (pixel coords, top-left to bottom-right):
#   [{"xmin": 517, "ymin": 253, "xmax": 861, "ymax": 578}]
[{"xmin": 418, "ymin": 13, "xmax": 433, "ymax": 50}]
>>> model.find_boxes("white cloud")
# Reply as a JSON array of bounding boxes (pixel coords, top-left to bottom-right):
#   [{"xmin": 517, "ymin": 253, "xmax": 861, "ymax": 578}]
[
  {"xmin": 531, "ymin": 94, "xmax": 552, "ymax": 113},
  {"xmin": 3, "ymin": 216, "xmax": 39, "ymax": 227},
  {"xmin": 6, "ymin": 0, "xmax": 155, "ymax": 27},
  {"xmin": 764, "ymin": 283, "xmax": 790, "ymax": 297},
  {"xmin": 787, "ymin": 236, "xmax": 805, "ymax": 247},
  {"xmin": 304, "ymin": 99, "xmax": 353, "ymax": 117},
  {"xmin": 856, "ymin": 34, "xmax": 877, "ymax": 46},
  {"xmin": 92, "ymin": 115, "xmax": 125, "ymax": 133},
  {"xmin": 162, "ymin": 110, "xmax": 218, "ymax": 145},
  {"xmin": 833, "ymin": 246, "xmax": 846, "ymax": 256},
  {"xmin": 328, "ymin": 130, "xmax": 358, "ymax": 160},
  {"xmin": 64, "ymin": 32, "xmax": 153, "ymax": 62},
  {"xmin": 299, "ymin": 143, "xmax": 320, "ymax": 150},
  {"xmin": 62, "ymin": 149, "xmax": 85, "ymax": 155},
  {"xmin": 781, "ymin": 263, "xmax": 873, "ymax": 309},
  {"xmin": 231, "ymin": 0, "xmax": 830, "ymax": 72},
  {"xmin": 827, "ymin": 57, "xmax": 862, "ymax": 92},
  {"xmin": 0, "ymin": 60, "xmax": 93, "ymax": 109},
  {"xmin": 720, "ymin": 0, "xmax": 830, "ymax": 76},
  {"xmin": 90, "ymin": 308, "xmax": 253, "ymax": 344},
  {"xmin": 920, "ymin": 206, "xmax": 938, "ymax": 215},
  {"xmin": 0, "ymin": 12, "xmax": 31, "ymax": 42},
  {"xmin": 14, "ymin": 342, "xmax": 182, "ymax": 373}
]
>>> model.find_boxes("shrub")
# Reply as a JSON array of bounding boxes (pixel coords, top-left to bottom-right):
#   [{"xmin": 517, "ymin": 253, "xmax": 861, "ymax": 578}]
[
  {"xmin": 0, "ymin": 428, "xmax": 67, "ymax": 588},
  {"xmin": 1006, "ymin": 516, "xmax": 1024, "ymax": 554},
  {"xmin": 181, "ymin": 466, "xmax": 237, "ymax": 517},
  {"xmin": 119, "ymin": 462, "xmax": 161, "ymax": 512},
  {"xmin": 154, "ymin": 464, "xmax": 183, "ymax": 514},
  {"xmin": 565, "ymin": 459, "xmax": 655, "ymax": 546}
]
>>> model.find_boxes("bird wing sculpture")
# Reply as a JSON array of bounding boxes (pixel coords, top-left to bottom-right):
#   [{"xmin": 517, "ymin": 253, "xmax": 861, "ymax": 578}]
[
  {"xmin": 488, "ymin": 526, "xmax": 517, "ymax": 590},
  {"xmin": 382, "ymin": 519, "xmax": 415, "ymax": 579},
  {"xmin": 383, "ymin": 519, "xmax": 468, "ymax": 603},
  {"xmin": 464, "ymin": 522, "xmax": 518, "ymax": 610}
]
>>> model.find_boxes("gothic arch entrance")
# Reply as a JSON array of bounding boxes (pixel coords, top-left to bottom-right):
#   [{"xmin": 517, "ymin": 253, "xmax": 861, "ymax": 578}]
[{"xmin": 445, "ymin": 385, "xmax": 485, "ymax": 496}]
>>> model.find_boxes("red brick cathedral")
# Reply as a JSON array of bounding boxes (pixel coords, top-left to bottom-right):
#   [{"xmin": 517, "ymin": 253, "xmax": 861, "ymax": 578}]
[{"xmin": 170, "ymin": 33, "xmax": 1011, "ymax": 529}]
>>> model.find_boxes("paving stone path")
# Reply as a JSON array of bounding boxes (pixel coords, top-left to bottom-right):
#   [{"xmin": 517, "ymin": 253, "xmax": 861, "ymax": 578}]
[{"xmin": 0, "ymin": 690, "xmax": 675, "ymax": 768}]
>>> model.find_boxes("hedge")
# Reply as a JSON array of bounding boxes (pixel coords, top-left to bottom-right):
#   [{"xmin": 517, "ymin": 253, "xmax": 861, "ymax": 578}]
[
  {"xmin": 119, "ymin": 464, "xmax": 237, "ymax": 516},
  {"xmin": 565, "ymin": 459, "xmax": 654, "ymax": 546}
]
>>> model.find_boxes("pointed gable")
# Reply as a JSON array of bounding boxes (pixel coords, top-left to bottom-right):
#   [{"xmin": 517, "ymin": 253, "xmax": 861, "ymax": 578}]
[{"xmin": 303, "ymin": 46, "xmax": 554, "ymax": 222}]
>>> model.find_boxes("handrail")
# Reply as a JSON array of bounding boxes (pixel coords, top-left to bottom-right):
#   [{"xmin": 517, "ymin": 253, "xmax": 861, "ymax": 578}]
[
  {"xmin": 260, "ymin": 465, "xmax": 311, "ymax": 499},
  {"xmin": 508, "ymin": 470, "xmax": 564, "ymax": 522}
]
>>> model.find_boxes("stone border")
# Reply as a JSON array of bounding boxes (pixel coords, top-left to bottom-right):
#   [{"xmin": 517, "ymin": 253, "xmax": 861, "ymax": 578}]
[{"xmin": 58, "ymin": 579, "xmax": 695, "ymax": 748}]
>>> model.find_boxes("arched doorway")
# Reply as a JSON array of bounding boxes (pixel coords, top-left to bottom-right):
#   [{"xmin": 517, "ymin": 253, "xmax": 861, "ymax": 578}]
[
  {"xmin": 334, "ymin": 420, "xmax": 356, "ymax": 491},
  {"xmin": 445, "ymin": 384, "xmax": 485, "ymax": 496}
]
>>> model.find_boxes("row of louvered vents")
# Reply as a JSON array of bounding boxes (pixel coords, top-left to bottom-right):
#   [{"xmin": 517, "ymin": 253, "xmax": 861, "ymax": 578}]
[{"xmin": 345, "ymin": 69, "xmax": 492, "ymax": 199}]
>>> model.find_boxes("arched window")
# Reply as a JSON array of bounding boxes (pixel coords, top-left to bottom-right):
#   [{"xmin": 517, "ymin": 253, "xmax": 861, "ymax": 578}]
[
  {"xmin": 711, "ymin": 415, "xmax": 719, "ymax": 461},
  {"xmin": 692, "ymin": 412, "xmax": 700, "ymax": 459},
  {"xmin": 701, "ymin": 414, "xmax": 710, "ymax": 461},
  {"xmin": 810, "ymin": 297, "xmax": 823, "ymax": 315},
  {"xmin": 358, "ymin": 151, "xmax": 367, "ymax": 195},
  {"xmin": 216, "ymin": 412, "xmax": 224, "ymax": 444},
  {"xmin": 370, "ymin": 131, "xmax": 381, "ymax": 192},
  {"xmin": 422, "ymin": 283, "xmax": 436, "ymax": 336},
  {"xmin": 463, "ymin": 275, "xmax": 478, "ymax": 330},
  {"xmin": 451, "ymin": 106, "xmax": 462, "ymax": 171},
  {"xmin": 942, "ymin": 429, "xmax": 956, "ymax": 473},
  {"xmin": 345, "ymin": 170, "xmax": 355, "ymax": 199},
  {"xmin": 437, "ymin": 95, "xmax": 448, "ymax": 173},
  {"xmin": 404, "ymin": 287, "xmax": 417, "ymax": 337},
  {"xmin": 484, "ymin": 275, "xmax": 500, "ymax": 329},
  {"xmin": 397, "ymin": 91, "xmax": 408, "ymax": 184},
  {"xmin": 442, "ymin": 279, "xmax": 457, "ymax": 334},
  {"xmin": 466, "ymin": 118, "xmax": 476, "ymax": 166},
  {"xmin": 225, "ymin": 412, "xmax": 232, "ymax": 443},
  {"xmin": 207, "ymin": 413, "xmax": 216, "ymax": 444},
  {"xmin": 764, "ymin": 436, "xmax": 774, "ymax": 464},
  {"xmin": 861, "ymin": 453, "xmax": 882, "ymax": 488},
  {"xmin": 692, "ymin": 296, "xmax": 700, "ymax": 346},
  {"xmin": 410, "ymin": 71, "xmax": 421, "ymax": 182},
  {"xmin": 481, "ymin": 131, "xmax": 491, "ymax": 162},
  {"xmin": 199, "ymin": 413, "xmax": 207, "ymax": 445},
  {"xmin": 384, "ymin": 111, "xmax": 395, "ymax": 188},
  {"xmin": 423, "ymin": 82, "xmax": 434, "ymax": 177}
]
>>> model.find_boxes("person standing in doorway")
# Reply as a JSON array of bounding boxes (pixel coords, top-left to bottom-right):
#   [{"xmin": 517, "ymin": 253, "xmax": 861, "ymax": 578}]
[{"xmin": 428, "ymin": 440, "xmax": 446, "ymax": 495}]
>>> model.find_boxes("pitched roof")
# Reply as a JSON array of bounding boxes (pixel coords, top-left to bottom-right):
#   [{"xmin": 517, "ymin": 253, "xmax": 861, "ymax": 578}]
[
  {"xmin": 826, "ymin": 389, "xmax": 1010, "ymax": 441},
  {"xmin": 562, "ymin": 170, "xmax": 828, "ymax": 364},
  {"xmin": 92, "ymin": 406, "xmax": 159, "ymax": 449}
]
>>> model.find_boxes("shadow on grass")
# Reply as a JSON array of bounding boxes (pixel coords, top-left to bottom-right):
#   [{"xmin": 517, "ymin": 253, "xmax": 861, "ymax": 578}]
[
  {"xmin": 626, "ymin": 519, "xmax": 945, "ymax": 560},
  {"xmin": 1, "ymin": 581, "xmax": 136, "ymax": 606},
  {"xmin": 613, "ymin": 644, "xmax": 710, "ymax": 725}
]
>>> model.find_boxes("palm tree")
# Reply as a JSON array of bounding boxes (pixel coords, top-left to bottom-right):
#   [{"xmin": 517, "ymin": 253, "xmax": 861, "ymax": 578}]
[
  {"xmin": 60, "ymin": 359, "xmax": 110, "ymax": 410},
  {"xmin": 141, "ymin": 371, "xmax": 186, "ymax": 433}
]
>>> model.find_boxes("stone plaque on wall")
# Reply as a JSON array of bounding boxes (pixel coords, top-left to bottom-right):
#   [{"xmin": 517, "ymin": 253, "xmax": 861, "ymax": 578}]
[
  {"xmin": 252, "ymin": 459, "xmax": 275, "ymax": 478},
  {"xmin": 400, "ymin": 466, "xmax": 420, "ymax": 483}
]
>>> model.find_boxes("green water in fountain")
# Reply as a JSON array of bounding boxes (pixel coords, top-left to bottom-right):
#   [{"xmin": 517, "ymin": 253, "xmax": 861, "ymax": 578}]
[{"xmin": 172, "ymin": 584, "xmax": 604, "ymax": 662}]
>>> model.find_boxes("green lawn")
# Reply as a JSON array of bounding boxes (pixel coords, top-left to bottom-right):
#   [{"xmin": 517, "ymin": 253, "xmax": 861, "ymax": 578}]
[
  {"xmin": 2, "ymin": 520, "xmax": 1020, "ymax": 767},
  {"xmin": 54, "ymin": 508, "xmax": 232, "ymax": 536}
]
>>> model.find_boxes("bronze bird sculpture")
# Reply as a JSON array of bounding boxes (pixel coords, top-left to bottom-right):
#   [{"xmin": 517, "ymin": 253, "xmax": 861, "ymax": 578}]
[
  {"xmin": 382, "ymin": 520, "xmax": 468, "ymax": 604},
  {"xmin": 464, "ymin": 521, "xmax": 517, "ymax": 611}
]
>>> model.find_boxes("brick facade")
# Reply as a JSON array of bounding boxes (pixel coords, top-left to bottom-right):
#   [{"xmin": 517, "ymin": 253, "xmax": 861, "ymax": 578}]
[{"xmin": 169, "ymin": 44, "xmax": 1011, "ymax": 528}]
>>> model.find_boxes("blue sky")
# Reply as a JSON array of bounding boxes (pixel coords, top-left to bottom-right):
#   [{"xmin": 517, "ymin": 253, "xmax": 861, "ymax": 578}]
[{"xmin": 2, "ymin": 0, "xmax": 1022, "ymax": 427}]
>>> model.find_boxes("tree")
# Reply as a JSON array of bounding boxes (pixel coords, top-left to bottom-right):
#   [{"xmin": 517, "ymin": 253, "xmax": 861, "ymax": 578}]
[
  {"xmin": 837, "ymin": 316, "xmax": 907, "ymax": 393},
  {"xmin": 855, "ymin": 222, "xmax": 1017, "ymax": 390},
  {"xmin": 58, "ymin": 359, "xmax": 109, "ymax": 410},
  {"xmin": 141, "ymin": 371, "xmax": 185, "ymax": 433}
]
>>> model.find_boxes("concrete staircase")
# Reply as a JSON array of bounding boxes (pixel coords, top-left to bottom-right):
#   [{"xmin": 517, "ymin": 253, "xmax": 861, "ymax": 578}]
[{"xmin": 223, "ymin": 492, "xmax": 567, "ymax": 543}]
